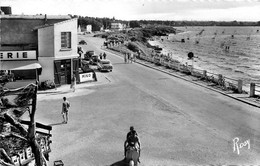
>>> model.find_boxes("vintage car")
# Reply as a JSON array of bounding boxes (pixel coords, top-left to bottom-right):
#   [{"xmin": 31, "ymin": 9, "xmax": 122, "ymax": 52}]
[
  {"xmin": 81, "ymin": 60, "xmax": 91, "ymax": 69},
  {"xmin": 79, "ymin": 40, "xmax": 87, "ymax": 45},
  {"xmin": 84, "ymin": 50, "xmax": 94, "ymax": 61},
  {"xmin": 90, "ymin": 55, "xmax": 99, "ymax": 65},
  {"xmin": 97, "ymin": 59, "xmax": 113, "ymax": 72}
]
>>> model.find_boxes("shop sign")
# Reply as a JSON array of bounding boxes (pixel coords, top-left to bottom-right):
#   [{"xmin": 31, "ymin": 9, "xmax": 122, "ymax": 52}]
[
  {"xmin": 79, "ymin": 72, "xmax": 94, "ymax": 82},
  {"xmin": 0, "ymin": 50, "xmax": 37, "ymax": 60}
]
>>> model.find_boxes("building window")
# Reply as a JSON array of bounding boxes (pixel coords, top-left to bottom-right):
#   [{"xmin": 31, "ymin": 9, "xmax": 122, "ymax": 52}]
[{"xmin": 61, "ymin": 32, "xmax": 71, "ymax": 49}]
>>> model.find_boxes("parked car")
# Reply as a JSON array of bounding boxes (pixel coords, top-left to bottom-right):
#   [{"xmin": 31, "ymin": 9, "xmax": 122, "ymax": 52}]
[
  {"xmin": 81, "ymin": 60, "xmax": 90, "ymax": 68},
  {"xmin": 81, "ymin": 62, "xmax": 94, "ymax": 73},
  {"xmin": 84, "ymin": 50, "xmax": 94, "ymax": 61},
  {"xmin": 90, "ymin": 55, "xmax": 100, "ymax": 65},
  {"xmin": 79, "ymin": 40, "xmax": 87, "ymax": 45},
  {"xmin": 97, "ymin": 59, "xmax": 113, "ymax": 72}
]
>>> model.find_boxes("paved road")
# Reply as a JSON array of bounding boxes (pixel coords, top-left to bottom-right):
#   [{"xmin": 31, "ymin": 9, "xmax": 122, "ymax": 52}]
[{"xmin": 36, "ymin": 35, "xmax": 260, "ymax": 166}]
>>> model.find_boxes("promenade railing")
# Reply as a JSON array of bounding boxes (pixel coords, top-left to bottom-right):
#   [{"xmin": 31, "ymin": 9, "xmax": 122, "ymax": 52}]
[
  {"xmin": 249, "ymin": 83, "xmax": 260, "ymax": 97},
  {"xmin": 255, "ymin": 84, "xmax": 260, "ymax": 95},
  {"xmin": 138, "ymin": 54, "xmax": 245, "ymax": 94}
]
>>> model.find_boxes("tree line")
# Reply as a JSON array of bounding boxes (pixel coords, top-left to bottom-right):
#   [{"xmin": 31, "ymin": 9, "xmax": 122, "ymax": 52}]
[
  {"xmin": 73, "ymin": 15, "xmax": 260, "ymax": 31},
  {"xmin": 138, "ymin": 20, "xmax": 260, "ymax": 27}
]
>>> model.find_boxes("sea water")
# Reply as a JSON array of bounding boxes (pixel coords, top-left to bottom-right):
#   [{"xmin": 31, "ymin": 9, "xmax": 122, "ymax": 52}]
[{"xmin": 156, "ymin": 26, "xmax": 260, "ymax": 87}]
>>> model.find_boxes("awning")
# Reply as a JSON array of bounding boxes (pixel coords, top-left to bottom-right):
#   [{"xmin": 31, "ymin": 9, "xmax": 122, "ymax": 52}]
[{"xmin": 0, "ymin": 61, "xmax": 42, "ymax": 70}]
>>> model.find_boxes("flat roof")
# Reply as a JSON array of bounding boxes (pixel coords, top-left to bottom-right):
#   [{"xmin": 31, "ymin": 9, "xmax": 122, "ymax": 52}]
[
  {"xmin": 0, "ymin": 14, "xmax": 72, "ymax": 20},
  {"xmin": 34, "ymin": 18, "xmax": 77, "ymax": 30}
]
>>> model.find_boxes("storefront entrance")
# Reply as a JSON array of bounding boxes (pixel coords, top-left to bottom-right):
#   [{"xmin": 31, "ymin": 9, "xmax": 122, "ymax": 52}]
[
  {"xmin": 54, "ymin": 58, "xmax": 79, "ymax": 86},
  {"xmin": 54, "ymin": 59, "xmax": 71, "ymax": 86}
]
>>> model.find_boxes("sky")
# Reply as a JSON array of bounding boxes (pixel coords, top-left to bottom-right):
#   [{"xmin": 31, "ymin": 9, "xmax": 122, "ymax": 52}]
[{"xmin": 1, "ymin": 0, "xmax": 260, "ymax": 21}]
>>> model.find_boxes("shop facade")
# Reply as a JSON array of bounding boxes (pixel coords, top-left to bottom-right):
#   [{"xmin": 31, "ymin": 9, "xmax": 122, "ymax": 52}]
[
  {"xmin": 0, "ymin": 14, "xmax": 79, "ymax": 88},
  {"xmin": 37, "ymin": 18, "xmax": 79, "ymax": 86}
]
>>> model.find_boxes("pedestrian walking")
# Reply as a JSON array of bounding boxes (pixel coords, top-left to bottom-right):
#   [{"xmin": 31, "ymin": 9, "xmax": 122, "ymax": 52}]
[
  {"xmin": 130, "ymin": 53, "xmax": 133, "ymax": 63},
  {"xmin": 133, "ymin": 53, "xmax": 136, "ymax": 62},
  {"xmin": 77, "ymin": 47, "xmax": 84, "ymax": 58},
  {"xmin": 137, "ymin": 50, "xmax": 140, "ymax": 58},
  {"xmin": 70, "ymin": 74, "xmax": 76, "ymax": 92},
  {"xmin": 61, "ymin": 97, "xmax": 70, "ymax": 123},
  {"xmin": 127, "ymin": 53, "xmax": 130, "ymax": 63},
  {"xmin": 124, "ymin": 53, "xmax": 127, "ymax": 63},
  {"xmin": 99, "ymin": 53, "xmax": 103, "ymax": 60},
  {"xmin": 103, "ymin": 52, "xmax": 107, "ymax": 59}
]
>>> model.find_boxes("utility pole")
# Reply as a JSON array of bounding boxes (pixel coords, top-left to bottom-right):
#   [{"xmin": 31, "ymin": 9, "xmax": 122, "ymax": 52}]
[{"xmin": 28, "ymin": 85, "xmax": 44, "ymax": 166}]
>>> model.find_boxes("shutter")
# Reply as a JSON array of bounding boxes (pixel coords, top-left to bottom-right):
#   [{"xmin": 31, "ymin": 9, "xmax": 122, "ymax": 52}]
[{"xmin": 54, "ymin": 61, "xmax": 61, "ymax": 86}]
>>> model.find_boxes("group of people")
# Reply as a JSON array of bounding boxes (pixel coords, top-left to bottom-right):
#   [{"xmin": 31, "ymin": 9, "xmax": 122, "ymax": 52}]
[
  {"xmin": 99, "ymin": 52, "xmax": 107, "ymax": 60},
  {"xmin": 124, "ymin": 53, "xmax": 136, "ymax": 63}
]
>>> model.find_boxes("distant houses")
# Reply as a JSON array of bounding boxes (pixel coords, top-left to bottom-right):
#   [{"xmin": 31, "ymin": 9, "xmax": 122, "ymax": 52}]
[
  {"xmin": 79, "ymin": 22, "xmax": 128, "ymax": 32},
  {"xmin": 110, "ymin": 22, "xmax": 127, "ymax": 31},
  {"xmin": 78, "ymin": 24, "xmax": 92, "ymax": 34},
  {"xmin": 78, "ymin": 25, "xmax": 82, "ymax": 34},
  {"xmin": 86, "ymin": 25, "xmax": 92, "ymax": 33}
]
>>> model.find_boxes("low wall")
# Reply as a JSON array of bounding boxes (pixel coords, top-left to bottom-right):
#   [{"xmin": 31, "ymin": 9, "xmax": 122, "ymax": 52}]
[{"xmin": 137, "ymin": 54, "xmax": 244, "ymax": 94}]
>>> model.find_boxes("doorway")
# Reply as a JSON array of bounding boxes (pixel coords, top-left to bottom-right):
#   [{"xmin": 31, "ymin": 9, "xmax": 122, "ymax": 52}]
[{"xmin": 54, "ymin": 59, "xmax": 71, "ymax": 86}]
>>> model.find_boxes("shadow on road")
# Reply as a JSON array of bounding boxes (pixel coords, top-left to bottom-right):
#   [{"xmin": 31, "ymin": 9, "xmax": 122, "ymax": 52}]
[
  {"xmin": 109, "ymin": 159, "xmax": 128, "ymax": 166},
  {"xmin": 47, "ymin": 91, "xmax": 70, "ymax": 95},
  {"xmin": 38, "ymin": 91, "xmax": 70, "ymax": 95},
  {"xmin": 38, "ymin": 91, "xmax": 58, "ymax": 94},
  {"xmin": 112, "ymin": 63, "xmax": 128, "ymax": 66},
  {"xmin": 48, "ymin": 122, "xmax": 65, "ymax": 126}
]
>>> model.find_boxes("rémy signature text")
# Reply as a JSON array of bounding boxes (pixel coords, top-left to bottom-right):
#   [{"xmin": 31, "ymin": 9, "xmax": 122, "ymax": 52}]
[{"xmin": 233, "ymin": 137, "xmax": 250, "ymax": 155}]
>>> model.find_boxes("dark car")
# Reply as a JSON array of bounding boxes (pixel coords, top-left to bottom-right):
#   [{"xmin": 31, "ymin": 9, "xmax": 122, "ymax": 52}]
[
  {"xmin": 84, "ymin": 51, "xmax": 94, "ymax": 61},
  {"xmin": 97, "ymin": 59, "xmax": 113, "ymax": 72},
  {"xmin": 90, "ymin": 55, "xmax": 100, "ymax": 65},
  {"xmin": 79, "ymin": 40, "xmax": 87, "ymax": 45}
]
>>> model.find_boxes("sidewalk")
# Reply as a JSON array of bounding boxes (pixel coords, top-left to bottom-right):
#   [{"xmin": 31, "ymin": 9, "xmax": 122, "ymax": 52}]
[
  {"xmin": 37, "ymin": 72, "xmax": 111, "ymax": 100},
  {"xmin": 104, "ymin": 48, "xmax": 260, "ymax": 108}
]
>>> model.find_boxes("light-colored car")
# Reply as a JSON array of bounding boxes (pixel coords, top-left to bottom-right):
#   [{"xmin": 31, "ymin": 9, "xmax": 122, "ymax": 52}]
[{"xmin": 97, "ymin": 59, "xmax": 113, "ymax": 72}]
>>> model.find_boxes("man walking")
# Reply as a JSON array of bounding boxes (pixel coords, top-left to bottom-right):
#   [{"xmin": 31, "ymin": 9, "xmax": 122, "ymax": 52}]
[
  {"xmin": 124, "ymin": 53, "xmax": 127, "ymax": 63},
  {"xmin": 130, "ymin": 53, "xmax": 133, "ymax": 63},
  {"xmin": 61, "ymin": 97, "xmax": 70, "ymax": 123},
  {"xmin": 127, "ymin": 53, "xmax": 130, "ymax": 63},
  {"xmin": 103, "ymin": 52, "xmax": 107, "ymax": 59}
]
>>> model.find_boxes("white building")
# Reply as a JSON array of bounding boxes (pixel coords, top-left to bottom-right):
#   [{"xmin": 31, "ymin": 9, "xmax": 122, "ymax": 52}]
[
  {"xmin": 111, "ymin": 22, "xmax": 125, "ymax": 31},
  {"xmin": 37, "ymin": 18, "xmax": 79, "ymax": 85},
  {"xmin": 86, "ymin": 25, "xmax": 92, "ymax": 33}
]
